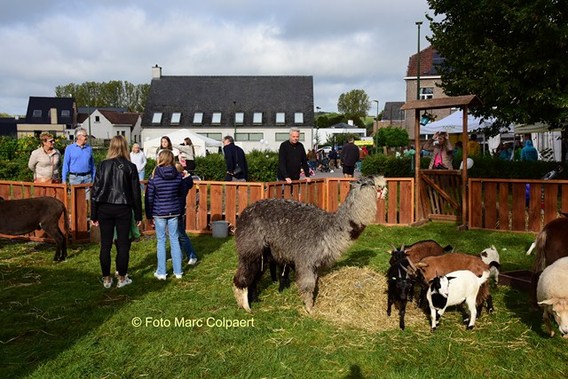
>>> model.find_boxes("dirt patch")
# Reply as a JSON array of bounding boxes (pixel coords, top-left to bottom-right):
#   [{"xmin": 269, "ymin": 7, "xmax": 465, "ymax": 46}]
[{"xmin": 313, "ymin": 266, "xmax": 429, "ymax": 332}]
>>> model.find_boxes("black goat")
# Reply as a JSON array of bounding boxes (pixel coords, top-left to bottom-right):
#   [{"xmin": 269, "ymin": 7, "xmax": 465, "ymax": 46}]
[
  {"xmin": 386, "ymin": 253, "xmax": 416, "ymax": 330},
  {"xmin": 0, "ymin": 197, "xmax": 69, "ymax": 261}
]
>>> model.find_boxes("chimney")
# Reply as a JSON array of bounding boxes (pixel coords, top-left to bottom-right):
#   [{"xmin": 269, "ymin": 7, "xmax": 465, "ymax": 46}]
[
  {"xmin": 152, "ymin": 64, "xmax": 162, "ymax": 79},
  {"xmin": 50, "ymin": 108, "xmax": 58, "ymax": 124}
]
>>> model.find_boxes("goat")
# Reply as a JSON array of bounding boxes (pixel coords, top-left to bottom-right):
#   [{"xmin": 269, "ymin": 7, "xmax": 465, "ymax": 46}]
[
  {"xmin": 386, "ymin": 255, "xmax": 415, "ymax": 330},
  {"xmin": 390, "ymin": 240, "xmax": 452, "ymax": 266},
  {"xmin": 233, "ymin": 176, "xmax": 387, "ymax": 313},
  {"xmin": 0, "ymin": 196, "xmax": 69, "ymax": 261},
  {"xmin": 537, "ymin": 256, "xmax": 568, "ymax": 338},
  {"xmin": 479, "ymin": 245, "xmax": 501, "ymax": 284},
  {"xmin": 415, "ymin": 253, "xmax": 493, "ymax": 314},
  {"xmin": 426, "ymin": 269, "xmax": 490, "ymax": 330},
  {"xmin": 530, "ymin": 216, "xmax": 568, "ymax": 308}
]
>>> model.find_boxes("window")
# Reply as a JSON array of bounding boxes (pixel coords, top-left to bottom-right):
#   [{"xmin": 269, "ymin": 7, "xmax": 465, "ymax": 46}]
[
  {"xmin": 235, "ymin": 112, "xmax": 244, "ymax": 124},
  {"xmin": 202, "ymin": 132, "xmax": 222, "ymax": 141},
  {"xmin": 275, "ymin": 112, "xmax": 285, "ymax": 124},
  {"xmin": 419, "ymin": 87, "xmax": 434, "ymax": 100},
  {"xmin": 294, "ymin": 112, "xmax": 304, "ymax": 124},
  {"xmin": 212, "ymin": 112, "xmax": 222, "ymax": 124},
  {"xmin": 253, "ymin": 112, "xmax": 262, "ymax": 124},
  {"xmin": 95, "ymin": 116, "xmax": 100, "ymax": 123},
  {"xmin": 193, "ymin": 112, "xmax": 203, "ymax": 124},
  {"xmin": 171, "ymin": 112, "xmax": 181, "ymax": 124},
  {"xmin": 61, "ymin": 110, "xmax": 71, "ymax": 118},
  {"xmin": 235, "ymin": 133, "xmax": 263, "ymax": 141},
  {"xmin": 32, "ymin": 110, "xmax": 42, "ymax": 118},
  {"xmin": 152, "ymin": 112, "xmax": 163, "ymax": 124}
]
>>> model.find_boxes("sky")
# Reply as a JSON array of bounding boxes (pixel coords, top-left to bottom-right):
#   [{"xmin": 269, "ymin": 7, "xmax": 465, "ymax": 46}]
[{"xmin": 0, "ymin": 0, "xmax": 435, "ymax": 116}]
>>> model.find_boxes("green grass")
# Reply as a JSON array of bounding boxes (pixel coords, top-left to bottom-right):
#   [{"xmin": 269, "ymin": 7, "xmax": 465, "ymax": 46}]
[{"xmin": 1, "ymin": 223, "xmax": 567, "ymax": 378}]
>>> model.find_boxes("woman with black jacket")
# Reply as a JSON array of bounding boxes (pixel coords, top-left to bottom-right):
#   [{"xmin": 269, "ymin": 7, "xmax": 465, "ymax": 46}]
[{"xmin": 91, "ymin": 135, "xmax": 142, "ymax": 289}]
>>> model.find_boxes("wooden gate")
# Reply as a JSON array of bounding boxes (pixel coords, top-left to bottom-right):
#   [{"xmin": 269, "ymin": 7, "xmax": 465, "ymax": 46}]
[{"xmin": 419, "ymin": 169, "xmax": 463, "ymax": 222}]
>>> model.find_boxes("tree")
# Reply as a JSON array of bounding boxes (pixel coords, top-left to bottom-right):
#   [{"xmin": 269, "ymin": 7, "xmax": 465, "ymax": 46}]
[
  {"xmin": 337, "ymin": 89, "xmax": 371, "ymax": 119},
  {"xmin": 55, "ymin": 81, "xmax": 150, "ymax": 112},
  {"xmin": 374, "ymin": 127, "xmax": 409, "ymax": 148},
  {"xmin": 427, "ymin": 0, "xmax": 568, "ymax": 132}
]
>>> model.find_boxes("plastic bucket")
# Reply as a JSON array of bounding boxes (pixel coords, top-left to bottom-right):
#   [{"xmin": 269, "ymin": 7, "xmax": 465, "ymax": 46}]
[{"xmin": 211, "ymin": 220, "xmax": 229, "ymax": 238}]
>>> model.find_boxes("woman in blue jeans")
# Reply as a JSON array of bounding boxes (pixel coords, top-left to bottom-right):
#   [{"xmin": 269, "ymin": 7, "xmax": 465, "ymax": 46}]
[
  {"xmin": 175, "ymin": 164, "xmax": 198, "ymax": 265},
  {"xmin": 145, "ymin": 150, "xmax": 191, "ymax": 280}
]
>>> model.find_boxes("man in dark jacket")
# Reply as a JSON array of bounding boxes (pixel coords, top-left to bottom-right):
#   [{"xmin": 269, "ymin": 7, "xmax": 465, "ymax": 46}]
[
  {"xmin": 277, "ymin": 128, "xmax": 311, "ymax": 183},
  {"xmin": 341, "ymin": 136, "xmax": 360, "ymax": 178},
  {"xmin": 223, "ymin": 136, "xmax": 248, "ymax": 181}
]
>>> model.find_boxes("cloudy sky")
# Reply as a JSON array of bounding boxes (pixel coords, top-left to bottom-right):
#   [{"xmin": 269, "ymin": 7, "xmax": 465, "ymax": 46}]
[{"xmin": 0, "ymin": 0, "xmax": 435, "ymax": 116}]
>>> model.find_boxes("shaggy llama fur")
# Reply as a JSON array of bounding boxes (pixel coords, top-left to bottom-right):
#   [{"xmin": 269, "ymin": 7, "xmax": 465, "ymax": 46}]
[{"xmin": 233, "ymin": 176, "xmax": 387, "ymax": 313}]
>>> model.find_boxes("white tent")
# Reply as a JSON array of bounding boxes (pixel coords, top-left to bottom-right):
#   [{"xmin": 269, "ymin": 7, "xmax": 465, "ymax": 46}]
[
  {"xmin": 142, "ymin": 129, "xmax": 222, "ymax": 159},
  {"xmin": 421, "ymin": 111, "xmax": 495, "ymax": 134}
]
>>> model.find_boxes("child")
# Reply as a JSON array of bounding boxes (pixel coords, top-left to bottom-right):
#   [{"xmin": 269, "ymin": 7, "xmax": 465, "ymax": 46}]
[
  {"xmin": 175, "ymin": 163, "xmax": 198, "ymax": 265},
  {"xmin": 145, "ymin": 150, "xmax": 190, "ymax": 280}
]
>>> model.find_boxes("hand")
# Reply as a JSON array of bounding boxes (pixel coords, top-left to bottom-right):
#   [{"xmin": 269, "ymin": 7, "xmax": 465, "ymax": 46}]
[
  {"xmin": 285, "ymin": 178, "xmax": 292, "ymax": 184},
  {"xmin": 90, "ymin": 220, "xmax": 99, "ymax": 227},
  {"xmin": 305, "ymin": 177, "xmax": 311, "ymax": 182},
  {"xmin": 136, "ymin": 221, "xmax": 142, "ymax": 227}
]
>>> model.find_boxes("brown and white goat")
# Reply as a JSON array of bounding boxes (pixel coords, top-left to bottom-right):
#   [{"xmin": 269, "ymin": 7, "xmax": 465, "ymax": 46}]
[
  {"xmin": 415, "ymin": 253, "xmax": 493, "ymax": 314},
  {"xmin": 390, "ymin": 239, "xmax": 452, "ymax": 266}
]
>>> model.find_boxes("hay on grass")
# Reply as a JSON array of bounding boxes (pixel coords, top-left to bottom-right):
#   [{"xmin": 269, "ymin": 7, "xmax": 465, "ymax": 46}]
[{"xmin": 313, "ymin": 266, "xmax": 429, "ymax": 332}]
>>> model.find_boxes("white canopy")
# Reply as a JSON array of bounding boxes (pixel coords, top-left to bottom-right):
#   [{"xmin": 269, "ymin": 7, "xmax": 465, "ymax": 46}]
[
  {"xmin": 143, "ymin": 129, "xmax": 222, "ymax": 159},
  {"xmin": 421, "ymin": 111, "xmax": 495, "ymax": 134}
]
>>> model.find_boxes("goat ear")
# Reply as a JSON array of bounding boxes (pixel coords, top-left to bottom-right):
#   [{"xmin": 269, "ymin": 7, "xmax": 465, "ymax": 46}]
[
  {"xmin": 416, "ymin": 262, "xmax": 427, "ymax": 268},
  {"xmin": 491, "ymin": 245, "xmax": 496, "ymax": 250},
  {"xmin": 447, "ymin": 276, "xmax": 456, "ymax": 281}
]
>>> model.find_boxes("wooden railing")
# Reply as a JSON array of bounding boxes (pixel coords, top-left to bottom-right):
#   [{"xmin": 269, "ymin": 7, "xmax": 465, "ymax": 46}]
[
  {"xmin": 419, "ymin": 170, "xmax": 463, "ymax": 221},
  {"xmin": 0, "ymin": 177, "xmax": 415, "ymax": 244},
  {"xmin": 469, "ymin": 178, "xmax": 568, "ymax": 232}
]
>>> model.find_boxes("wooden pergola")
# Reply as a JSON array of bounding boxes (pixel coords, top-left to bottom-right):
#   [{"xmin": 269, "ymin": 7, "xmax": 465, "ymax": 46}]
[{"xmin": 400, "ymin": 95, "xmax": 483, "ymax": 228}]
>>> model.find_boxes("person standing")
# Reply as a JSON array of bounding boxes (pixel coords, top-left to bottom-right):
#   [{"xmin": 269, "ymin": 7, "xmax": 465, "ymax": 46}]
[
  {"xmin": 521, "ymin": 139, "xmax": 538, "ymax": 161},
  {"xmin": 130, "ymin": 143, "xmax": 147, "ymax": 189},
  {"xmin": 223, "ymin": 136, "xmax": 248, "ymax": 181},
  {"xmin": 28, "ymin": 132, "xmax": 61, "ymax": 183},
  {"xmin": 341, "ymin": 136, "xmax": 360, "ymax": 178},
  {"xmin": 178, "ymin": 137, "xmax": 196, "ymax": 174},
  {"xmin": 423, "ymin": 131, "xmax": 453, "ymax": 169},
  {"xmin": 277, "ymin": 128, "xmax": 311, "ymax": 183},
  {"xmin": 145, "ymin": 150, "xmax": 187, "ymax": 280},
  {"xmin": 91, "ymin": 135, "xmax": 142, "ymax": 289},
  {"xmin": 62, "ymin": 127, "xmax": 95, "ymax": 185},
  {"xmin": 175, "ymin": 163, "xmax": 198, "ymax": 265},
  {"xmin": 467, "ymin": 133, "xmax": 481, "ymax": 156}
]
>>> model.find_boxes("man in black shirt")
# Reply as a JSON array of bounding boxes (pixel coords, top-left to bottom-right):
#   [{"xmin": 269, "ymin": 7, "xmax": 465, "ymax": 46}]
[
  {"xmin": 277, "ymin": 128, "xmax": 311, "ymax": 183},
  {"xmin": 341, "ymin": 136, "xmax": 360, "ymax": 178}
]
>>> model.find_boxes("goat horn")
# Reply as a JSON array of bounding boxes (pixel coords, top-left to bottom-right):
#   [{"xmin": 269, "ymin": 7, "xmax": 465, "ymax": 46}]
[{"xmin": 407, "ymin": 258, "xmax": 418, "ymax": 271}]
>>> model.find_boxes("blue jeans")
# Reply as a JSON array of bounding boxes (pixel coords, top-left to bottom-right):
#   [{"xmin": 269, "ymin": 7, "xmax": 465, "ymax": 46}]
[
  {"xmin": 138, "ymin": 170, "xmax": 145, "ymax": 191},
  {"xmin": 69, "ymin": 174, "xmax": 92, "ymax": 198},
  {"xmin": 154, "ymin": 216, "xmax": 182, "ymax": 276},
  {"xmin": 178, "ymin": 215, "xmax": 197, "ymax": 260}
]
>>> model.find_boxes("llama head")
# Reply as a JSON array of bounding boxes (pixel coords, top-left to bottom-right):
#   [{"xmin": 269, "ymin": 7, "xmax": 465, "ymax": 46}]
[{"xmin": 354, "ymin": 176, "xmax": 387, "ymax": 199}]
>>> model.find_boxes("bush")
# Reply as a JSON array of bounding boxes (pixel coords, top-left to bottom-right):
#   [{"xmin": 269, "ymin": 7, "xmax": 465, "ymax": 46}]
[{"xmin": 361, "ymin": 153, "xmax": 414, "ymax": 177}]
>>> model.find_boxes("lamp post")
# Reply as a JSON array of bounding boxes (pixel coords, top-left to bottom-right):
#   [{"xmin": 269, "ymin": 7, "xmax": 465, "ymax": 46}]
[
  {"xmin": 372, "ymin": 99, "xmax": 379, "ymax": 133},
  {"xmin": 314, "ymin": 106, "xmax": 321, "ymax": 149},
  {"xmin": 416, "ymin": 21, "xmax": 423, "ymax": 101}
]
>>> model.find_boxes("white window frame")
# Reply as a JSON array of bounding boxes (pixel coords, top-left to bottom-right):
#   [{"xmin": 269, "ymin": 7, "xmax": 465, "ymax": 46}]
[
  {"xmin": 275, "ymin": 112, "xmax": 285, "ymax": 124},
  {"xmin": 235, "ymin": 112, "xmax": 244, "ymax": 124},
  {"xmin": 171, "ymin": 112, "xmax": 181, "ymax": 124},
  {"xmin": 152, "ymin": 112, "xmax": 163, "ymax": 124},
  {"xmin": 193, "ymin": 112, "xmax": 203, "ymax": 124},
  {"xmin": 294, "ymin": 112, "xmax": 304, "ymax": 124},
  {"xmin": 212, "ymin": 112, "xmax": 222, "ymax": 124},
  {"xmin": 253, "ymin": 112, "xmax": 262, "ymax": 124},
  {"xmin": 419, "ymin": 87, "xmax": 434, "ymax": 100}
]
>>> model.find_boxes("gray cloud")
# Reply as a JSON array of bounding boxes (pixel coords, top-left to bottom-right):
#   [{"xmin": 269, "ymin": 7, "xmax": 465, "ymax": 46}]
[{"xmin": 0, "ymin": 0, "xmax": 433, "ymax": 115}]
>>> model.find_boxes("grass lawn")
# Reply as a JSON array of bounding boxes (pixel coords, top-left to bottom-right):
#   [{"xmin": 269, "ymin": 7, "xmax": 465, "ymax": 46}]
[{"xmin": 1, "ymin": 223, "xmax": 566, "ymax": 378}]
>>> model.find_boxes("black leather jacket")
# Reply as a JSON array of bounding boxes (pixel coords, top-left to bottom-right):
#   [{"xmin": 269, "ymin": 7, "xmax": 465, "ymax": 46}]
[{"xmin": 91, "ymin": 157, "xmax": 142, "ymax": 222}]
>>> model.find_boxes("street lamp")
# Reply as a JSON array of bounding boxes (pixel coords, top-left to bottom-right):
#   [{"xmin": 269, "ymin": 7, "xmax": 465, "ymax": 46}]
[
  {"xmin": 314, "ymin": 106, "xmax": 321, "ymax": 149},
  {"xmin": 416, "ymin": 21, "xmax": 423, "ymax": 101},
  {"xmin": 232, "ymin": 100, "xmax": 237, "ymax": 141},
  {"xmin": 372, "ymin": 99, "xmax": 379, "ymax": 132}
]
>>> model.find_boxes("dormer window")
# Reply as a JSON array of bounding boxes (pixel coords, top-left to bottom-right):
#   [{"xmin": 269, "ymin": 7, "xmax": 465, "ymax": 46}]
[
  {"xmin": 235, "ymin": 112, "xmax": 244, "ymax": 124},
  {"xmin": 253, "ymin": 112, "xmax": 262, "ymax": 124},
  {"xmin": 212, "ymin": 112, "xmax": 222, "ymax": 124},
  {"xmin": 171, "ymin": 112, "xmax": 181, "ymax": 125},
  {"xmin": 61, "ymin": 110, "xmax": 71, "ymax": 118},
  {"xmin": 152, "ymin": 112, "xmax": 163, "ymax": 124},
  {"xmin": 32, "ymin": 110, "xmax": 42, "ymax": 118},
  {"xmin": 294, "ymin": 112, "xmax": 304, "ymax": 124},
  {"xmin": 193, "ymin": 112, "xmax": 203, "ymax": 124},
  {"xmin": 276, "ymin": 112, "xmax": 285, "ymax": 124}
]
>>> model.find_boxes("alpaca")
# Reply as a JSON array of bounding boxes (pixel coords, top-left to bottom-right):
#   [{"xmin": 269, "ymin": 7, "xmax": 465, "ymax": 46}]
[{"xmin": 232, "ymin": 176, "xmax": 387, "ymax": 313}]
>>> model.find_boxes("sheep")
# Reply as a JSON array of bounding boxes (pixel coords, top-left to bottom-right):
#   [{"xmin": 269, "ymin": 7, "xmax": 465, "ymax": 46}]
[
  {"xmin": 537, "ymin": 256, "xmax": 568, "ymax": 338},
  {"xmin": 479, "ymin": 245, "xmax": 501, "ymax": 284},
  {"xmin": 426, "ymin": 269, "xmax": 490, "ymax": 330},
  {"xmin": 414, "ymin": 253, "xmax": 493, "ymax": 314},
  {"xmin": 530, "ymin": 216, "xmax": 568, "ymax": 308},
  {"xmin": 232, "ymin": 176, "xmax": 387, "ymax": 313}
]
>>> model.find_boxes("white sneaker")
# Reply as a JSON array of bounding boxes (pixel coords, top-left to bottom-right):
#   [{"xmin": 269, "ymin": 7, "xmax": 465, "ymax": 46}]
[
  {"xmin": 154, "ymin": 272, "xmax": 167, "ymax": 281},
  {"xmin": 117, "ymin": 277, "xmax": 132, "ymax": 288},
  {"xmin": 174, "ymin": 273, "xmax": 183, "ymax": 279},
  {"xmin": 102, "ymin": 277, "xmax": 113, "ymax": 289},
  {"xmin": 188, "ymin": 258, "xmax": 198, "ymax": 266}
]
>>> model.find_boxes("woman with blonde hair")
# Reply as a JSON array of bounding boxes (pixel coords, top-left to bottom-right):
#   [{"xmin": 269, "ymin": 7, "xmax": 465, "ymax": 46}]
[
  {"xmin": 146, "ymin": 149, "xmax": 192, "ymax": 280},
  {"xmin": 28, "ymin": 132, "xmax": 61, "ymax": 183},
  {"xmin": 91, "ymin": 135, "xmax": 142, "ymax": 288}
]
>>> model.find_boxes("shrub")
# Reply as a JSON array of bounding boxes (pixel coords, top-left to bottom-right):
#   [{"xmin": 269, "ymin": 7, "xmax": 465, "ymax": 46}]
[{"xmin": 361, "ymin": 153, "xmax": 414, "ymax": 177}]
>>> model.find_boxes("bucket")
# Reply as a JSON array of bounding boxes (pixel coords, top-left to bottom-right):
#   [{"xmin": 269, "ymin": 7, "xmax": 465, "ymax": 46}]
[{"xmin": 211, "ymin": 220, "xmax": 229, "ymax": 238}]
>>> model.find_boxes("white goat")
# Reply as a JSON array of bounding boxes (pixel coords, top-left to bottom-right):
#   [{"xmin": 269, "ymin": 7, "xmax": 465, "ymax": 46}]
[
  {"xmin": 426, "ymin": 269, "xmax": 490, "ymax": 330},
  {"xmin": 479, "ymin": 245, "xmax": 501, "ymax": 284},
  {"xmin": 537, "ymin": 256, "xmax": 568, "ymax": 338}
]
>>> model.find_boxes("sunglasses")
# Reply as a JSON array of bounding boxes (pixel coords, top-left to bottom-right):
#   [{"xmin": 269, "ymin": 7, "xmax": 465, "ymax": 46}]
[{"xmin": 47, "ymin": 140, "xmax": 55, "ymax": 143}]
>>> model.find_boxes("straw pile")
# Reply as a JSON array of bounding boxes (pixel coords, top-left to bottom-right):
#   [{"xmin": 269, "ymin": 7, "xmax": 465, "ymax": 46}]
[{"xmin": 312, "ymin": 266, "xmax": 429, "ymax": 332}]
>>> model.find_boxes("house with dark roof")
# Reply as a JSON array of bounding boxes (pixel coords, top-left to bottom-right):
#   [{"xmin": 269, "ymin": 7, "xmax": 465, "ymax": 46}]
[
  {"xmin": 17, "ymin": 96, "xmax": 76, "ymax": 138},
  {"xmin": 78, "ymin": 109, "xmax": 142, "ymax": 144},
  {"xmin": 141, "ymin": 66, "xmax": 315, "ymax": 152},
  {"xmin": 404, "ymin": 46, "xmax": 451, "ymax": 137},
  {"xmin": 0, "ymin": 117, "xmax": 18, "ymax": 137},
  {"xmin": 377, "ymin": 101, "xmax": 406, "ymax": 132}
]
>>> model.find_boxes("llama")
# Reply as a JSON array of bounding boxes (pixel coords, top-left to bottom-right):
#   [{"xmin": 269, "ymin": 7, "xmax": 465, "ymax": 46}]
[{"xmin": 232, "ymin": 176, "xmax": 387, "ymax": 313}]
